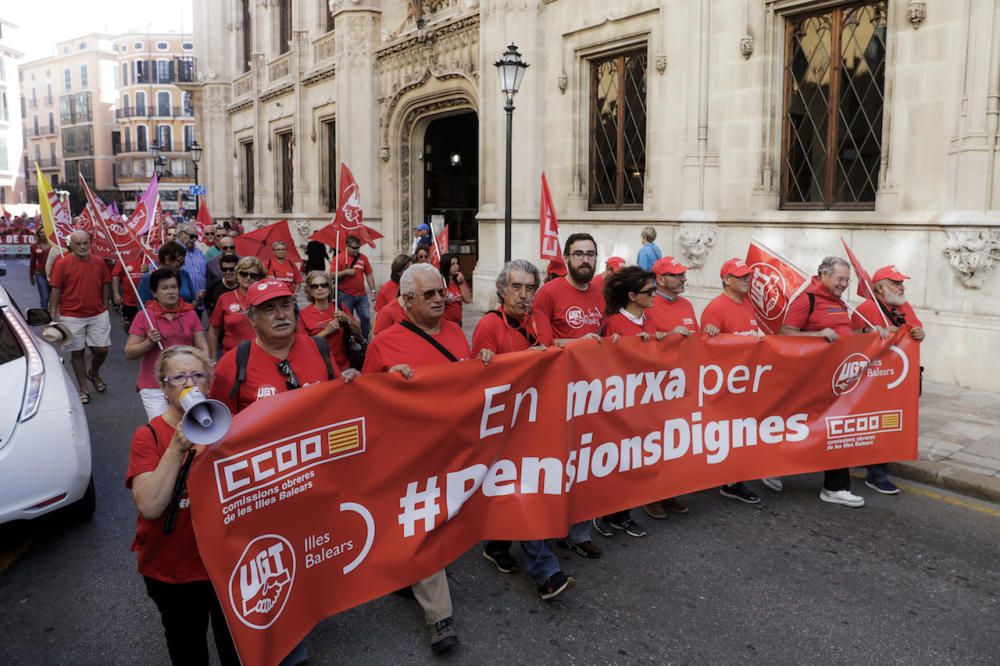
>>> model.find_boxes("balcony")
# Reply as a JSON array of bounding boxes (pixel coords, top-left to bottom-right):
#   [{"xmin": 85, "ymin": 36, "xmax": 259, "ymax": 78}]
[
  {"xmin": 44, "ymin": 96, "xmax": 54, "ymax": 105},
  {"xmin": 115, "ymin": 106, "xmax": 194, "ymax": 120},
  {"xmin": 313, "ymin": 32, "xmax": 336, "ymax": 65},
  {"xmin": 268, "ymin": 53, "xmax": 292, "ymax": 85},
  {"xmin": 30, "ymin": 157, "xmax": 59, "ymax": 168},
  {"xmin": 233, "ymin": 71, "xmax": 253, "ymax": 99},
  {"xmin": 26, "ymin": 127, "xmax": 58, "ymax": 138}
]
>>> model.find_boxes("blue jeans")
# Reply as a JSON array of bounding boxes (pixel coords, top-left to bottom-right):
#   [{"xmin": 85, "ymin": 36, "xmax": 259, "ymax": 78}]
[
  {"xmin": 485, "ymin": 540, "xmax": 561, "ymax": 585},
  {"xmin": 34, "ymin": 274, "xmax": 50, "ymax": 311},
  {"xmin": 866, "ymin": 463, "xmax": 889, "ymax": 483},
  {"xmin": 568, "ymin": 520, "xmax": 591, "ymax": 545},
  {"xmin": 338, "ymin": 292, "xmax": 371, "ymax": 339}
]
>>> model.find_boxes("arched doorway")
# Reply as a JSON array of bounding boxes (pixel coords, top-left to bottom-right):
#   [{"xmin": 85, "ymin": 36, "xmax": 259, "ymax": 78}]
[{"xmin": 422, "ymin": 112, "xmax": 479, "ymax": 266}]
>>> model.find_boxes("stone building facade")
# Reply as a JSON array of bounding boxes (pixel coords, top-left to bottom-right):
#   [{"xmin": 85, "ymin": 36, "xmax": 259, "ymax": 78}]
[
  {"xmin": 0, "ymin": 18, "xmax": 24, "ymax": 205},
  {"xmin": 189, "ymin": 0, "xmax": 1000, "ymax": 391}
]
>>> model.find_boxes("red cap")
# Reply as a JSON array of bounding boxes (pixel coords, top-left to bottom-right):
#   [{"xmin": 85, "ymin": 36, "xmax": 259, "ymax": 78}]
[
  {"xmin": 652, "ymin": 256, "xmax": 689, "ymax": 275},
  {"xmin": 720, "ymin": 258, "xmax": 752, "ymax": 278},
  {"xmin": 546, "ymin": 260, "xmax": 567, "ymax": 277},
  {"xmin": 871, "ymin": 265, "xmax": 909, "ymax": 283},
  {"xmin": 245, "ymin": 279, "xmax": 295, "ymax": 307},
  {"xmin": 605, "ymin": 256, "xmax": 626, "ymax": 271}
]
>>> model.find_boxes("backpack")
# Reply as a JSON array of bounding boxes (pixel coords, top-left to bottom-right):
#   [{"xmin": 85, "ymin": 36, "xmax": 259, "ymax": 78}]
[{"xmin": 230, "ymin": 336, "xmax": 335, "ymax": 412}]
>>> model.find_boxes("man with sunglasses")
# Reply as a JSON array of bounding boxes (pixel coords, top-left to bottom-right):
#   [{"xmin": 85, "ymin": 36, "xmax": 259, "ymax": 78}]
[
  {"xmin": 205, "ymin": 237, "xmax": 240, "ymax": 287},
  {"xmin": 204, "ymin": 255, "xmax": 240, "ymax": 318},
  {"xmin": 362, "ymin": 263, "xmax": 492, "ymax": 655},
  {"xmin": 177, "ymin": 223, "xmax": 208, "ymax": 310},
  {"xmin": 334, "ymin": 235, "xmax": 376, "ymax": 339},
  {"xmin": 211, "ymin": 279, "xmax": 359, "ymax": 414}
]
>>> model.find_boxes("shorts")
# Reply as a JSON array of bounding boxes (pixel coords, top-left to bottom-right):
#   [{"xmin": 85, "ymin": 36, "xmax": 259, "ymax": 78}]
[{"xmin": 62, "ymin": 312, "xmax": 112, "ymax": 352}]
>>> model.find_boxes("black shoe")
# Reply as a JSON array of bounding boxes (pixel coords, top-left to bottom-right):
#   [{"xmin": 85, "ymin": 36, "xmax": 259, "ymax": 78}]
[
  {"xmin": 538, "ymin": 571, "xmax": 575, "ymax": 601},
  {"xmin": 607, "ymin": 516, "xmax": 647, "ymax": 538},
  {"xmin": 430, "ymin": 617, "xmax": 458, "ymax": 654},
  {"xmin": 720, "ymin": 483, "xmax": 761, "ymax": 504},
  {"xmin": 482, "ymin": 547, "xmax": 518, "ymax": 574},
  {"xmin": 556, "ymin": 538, "xmax": 602, "ymax": 558},
  {"xmin": 591, "ymin": 517, "xmax": 614, "ymax": 537}
]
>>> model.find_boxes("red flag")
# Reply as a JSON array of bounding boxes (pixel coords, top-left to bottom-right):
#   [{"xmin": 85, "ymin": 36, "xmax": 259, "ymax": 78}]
[
  {"xmin": 744, "ymin": 239, "xmax": 810, "ymax": 335},
  {"xmin": 196, "ymin": 196, "xmax": 214, "ymax": 233},
  {"xmin": 429, "ymin": 224, "xmax": 449, "ymax": 268},
  {"xmin": 539, "ymin": 173, "xmax": 565, "ymax": 273},
  {"xmin": 235, "ymin": 219, "xmax": 303, "ymax": 265},
  {"xmin": 310, "ymin": 164, "xmax": 383, "ymax": 249},
  {"xmin": 79, "ymin": 175, "xmax": 154, "ymax": 265},
  {"xmin": 841, "ymin": 238, "xmax": 889, "ymax": 327}
]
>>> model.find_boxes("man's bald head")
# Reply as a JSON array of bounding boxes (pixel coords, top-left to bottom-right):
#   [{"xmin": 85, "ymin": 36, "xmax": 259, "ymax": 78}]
[{"xmin": 69, "ymin": 230, "xmax": 91, "ymax": 258}]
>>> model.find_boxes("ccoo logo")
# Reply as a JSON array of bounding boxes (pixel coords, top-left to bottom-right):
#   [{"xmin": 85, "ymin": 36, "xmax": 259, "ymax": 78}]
[
  {"xmin": 832, "ymin": 352, "xmax": 871, "ymax": 396},
  {"xmin": 229, "ymin": 534, "xmax": 296, "ymax": 629}
]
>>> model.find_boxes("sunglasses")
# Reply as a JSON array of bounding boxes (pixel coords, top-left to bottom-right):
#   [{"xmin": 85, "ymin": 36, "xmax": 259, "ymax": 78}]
[
  {"xmin": 635, "ymin": 287, "xmax": 657, "ymax": 296},
  {"xmin": 238, "ymin": 270, "xmax": 265, "ymax": 280},
  {"xmin": 276, "ymin": 359, "xmax": 300, "ymax": 390},
  {"xmin": 222, "ymin": 267, "xmax": 237, "ymax": 273},
  {"xmin": 415, "ymin": 288, "xmax": 448, "ymax": 300},
  {"xmin": 308, "ymin": 282, "xmax": 330, "ymax": 290}
]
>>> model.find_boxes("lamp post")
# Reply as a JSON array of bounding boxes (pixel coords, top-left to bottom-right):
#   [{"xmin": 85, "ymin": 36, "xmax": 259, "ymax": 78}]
[
  {"xmin": 494, "ymin": 43, "xmax": 529, "ymax": 264},
  {"xmin": 189, "ymin": 140, "xmax": 202, "ymax": 215}
]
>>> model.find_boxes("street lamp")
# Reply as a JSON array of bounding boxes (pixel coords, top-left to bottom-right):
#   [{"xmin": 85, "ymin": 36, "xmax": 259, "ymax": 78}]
[
  {"xmin": 494, "ymin": 43, "xmax": 529, "ymax": 264},
  {"xmin": 189, "ymin": 140, "xmax": 202, "ymax": 215}
]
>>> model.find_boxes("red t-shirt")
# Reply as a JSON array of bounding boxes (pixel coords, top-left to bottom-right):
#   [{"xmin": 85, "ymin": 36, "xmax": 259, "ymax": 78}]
[
  {"xmin": 29, "ymin": 243, "xmax": 52, "ymax": 277},
  {"xmin": 335, "ymin": 252, "xmax": 373, "ymax": 296},
  {"xmin": 374, "ymin": 298, "xmax": 407, "ymax": 335},
  {"xmin": 851, "ymin": 297, "xmax": 923, "ymax": 330},
  {"xmin": 602, "ymin": 311, "xmax": 656, "ymax": 337},
  {"xmin": 532, "ymin": 277, "xmax": 604, "ymax": 345},
  {"xmin": 210, "ymin": 289, "xmax": 256, "ymax": 355},
  {"xmin": 443, "ymin": 281, "xmax": 463, "ymax": 325},
  {"xmin": 375, "ymin": 280, "xmax": 398, "ymax": 311},
  {"xmin": 784, "ymin": 277, "xmax": 853, "ymax": 335},
  {"xmin": 701, "ymin": 293, "xmax": 762, "ymax": 336},
  {"xmin": 113, "ymin": 259, "xmax": 145, "ymax": 307},
  {"xmin": 211, "ymin": 334, "xmax": 339, "ymax": 413},
  {"xmin": 472, "ymin": 311, "xmax": 540, "ymax": 355},
  {"xmin": 50, "ymin": 254, "xmax": 111, "ymax": 317},
  {"xmin": 363, "ymin": 320, "xmax": 471, "ymax": 373},
  {"xmin": 267, "ymin": 258, "xmax": 302, "ymax": 286},
  {"xmin": 125, "ymin": 416, "xmax": 208, "ymax": 584},
  {"xmin": 647, "ymin": 293, "xmax": 699, "ymax": 332},
  {"xmin": 297, "ymin": 302, "xmax": 351, "ymax": 370}
]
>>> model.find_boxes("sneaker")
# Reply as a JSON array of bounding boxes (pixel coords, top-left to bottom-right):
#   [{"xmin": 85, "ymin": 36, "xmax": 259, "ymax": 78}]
[
  {"xmin": 761, "ymin": 477, "xmax": 784, "ymax": 492},
  {"xmin": 720, "ymin": 483, "xmax": 761, "ymax": 504},
  {"xmin": 865, "ymin": 478, "xmax": 900, "ymax": 495},
  {"xmin": 430, "ymin": 617, "xmax": 458, "ymax": 654},
  {"xmin": 643, "ymin": 502, "xmax": 668, "ymax": 520},
  {"xmin": 591, "ymin": 517, "xmax": 614, "ymax": 537},
  {"xmin": 537, "ymin": 571, "xmax": 576, "ymax": 601},
  {"xmin": 607, "ymin": 517, "xmax": 647, "ymax": 538},
  {"xmin": 482, "ymin": 547, "xmax": 518, "ymax": 574},
  {"xmin": 819, "ymin": 488, "xmax": 865, "ymax": 508},
  {"xmin": 556, "ymin": 539, "xmax": 602, "ymax": 559},
  {"xmin": 662, "ymin": 497, "xmax": 690, "ymax": 514}
]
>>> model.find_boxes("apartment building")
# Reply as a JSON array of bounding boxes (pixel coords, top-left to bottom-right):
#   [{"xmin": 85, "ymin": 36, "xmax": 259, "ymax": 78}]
[{"xmin": 0, "ymin": 18, "xmax": 23, "ymax": 204}]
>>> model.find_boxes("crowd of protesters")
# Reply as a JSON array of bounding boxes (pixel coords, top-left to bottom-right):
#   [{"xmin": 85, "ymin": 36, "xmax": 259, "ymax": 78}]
[{"xmin": 31, "ymin": 215, "xmax": 925, "ymax": 664}]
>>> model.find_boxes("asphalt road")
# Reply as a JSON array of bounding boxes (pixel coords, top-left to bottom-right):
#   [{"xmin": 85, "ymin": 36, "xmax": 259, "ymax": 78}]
[{"xmin": 1, "ymin": 257, "xmax": 999, "ymax": 665}]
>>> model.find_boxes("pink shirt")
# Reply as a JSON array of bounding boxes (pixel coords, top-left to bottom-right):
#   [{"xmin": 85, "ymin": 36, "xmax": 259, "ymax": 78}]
[{"xmin": 128, "ymin": 310, "xmax": 203, "ymax": 390}]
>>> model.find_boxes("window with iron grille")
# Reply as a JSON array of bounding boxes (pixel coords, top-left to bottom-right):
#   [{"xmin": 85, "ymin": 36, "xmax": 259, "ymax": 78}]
[
  {"xmin": 242, "ymin": 141, "xmax": 255, "ymax": 213},
  {"xmin": 277, "ymin": 131, "xmax": 294, "ymax": 212},
  {"xmin": 589, "ymin": 48, "xmax": 648, "ymax": 210},
  {"xmin": 781, "ymin": 1, "xmax": 887, "ymax": 209}
]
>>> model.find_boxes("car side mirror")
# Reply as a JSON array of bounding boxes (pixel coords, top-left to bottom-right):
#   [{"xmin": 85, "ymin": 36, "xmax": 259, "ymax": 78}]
[
  {"xmin": 26, "ymin": 308, "xmax": 52, "ymax": 326},
  {"xmin": 0, "ymin": 267, "xmax": 6, "ymax": 276}
]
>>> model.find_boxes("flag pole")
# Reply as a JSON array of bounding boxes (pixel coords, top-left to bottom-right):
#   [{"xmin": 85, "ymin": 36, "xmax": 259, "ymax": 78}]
[
  {"xmin": 430, "ymin": 220, "xmax": 442, "ymax": 262},
  {"xmin": 841, "ymin": 238, "xmax": 890, "ymax": 328},
  {"xmin": 333, "ymin": 230, "xmax": 340, "ymax": 300}
]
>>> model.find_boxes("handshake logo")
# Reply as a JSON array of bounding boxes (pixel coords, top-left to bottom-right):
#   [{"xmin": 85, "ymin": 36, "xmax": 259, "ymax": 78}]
[{"xmin": 229, "ymin": 535, "xmax": 296, "ymax": 629}]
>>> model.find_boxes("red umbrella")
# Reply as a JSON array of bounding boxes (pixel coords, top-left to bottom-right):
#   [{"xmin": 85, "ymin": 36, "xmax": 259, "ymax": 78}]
[{"xmin": 235, "ymin": 219, "xmax": 303, "ymax": 265}]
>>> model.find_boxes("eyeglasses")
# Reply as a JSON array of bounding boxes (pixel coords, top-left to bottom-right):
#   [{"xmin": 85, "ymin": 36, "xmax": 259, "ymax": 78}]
[
  {"xmin": 219, "ymin": 244, "xmax": 236, "ymax": 251},
  {"xmin": 238, "ymin": 270, "xmax": 265, "ymax": 280},
  {"xmin": 161, "ymin": 371, "xmax": 207, "ymax": 387},
  {"xmin": 180, "ymin": 230, "xmax": 198, "ymax": 239},
  {"xmin": 308, "ymin": 282, "xmax": 330, "ymax": 290},
  {"xmin": 568, "ymin": 251, "xmax": 598, "ymax": 260},
  {"xmin": 416, "ymin": 288, "xmax": 448, "ymax": 300},
  {"xmin": 635, "ymin": 287, "xmax": 657, "ymax": 296},
  {"xmin": 276, "ymin": 360, "xmax": 300, "ymax": 390},
  {"xmin": 346, "ymin": 243, "xmax": 360, "ymax": 249}
]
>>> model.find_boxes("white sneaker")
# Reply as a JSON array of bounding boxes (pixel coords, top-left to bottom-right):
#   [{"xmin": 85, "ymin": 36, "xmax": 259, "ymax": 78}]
[
  {"xmin": 819, "ymin": 489, "xmax": 865, "ymax": 508},
  {"xmin": 761, "ymin": 477, "xmax": 783, "ymax": 492}
]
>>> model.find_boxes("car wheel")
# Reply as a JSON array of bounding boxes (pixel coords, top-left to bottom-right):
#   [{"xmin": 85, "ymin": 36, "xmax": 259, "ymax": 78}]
[{"xmin": 63, "ymin": 477, "xmax": 96, "ymax": 523}]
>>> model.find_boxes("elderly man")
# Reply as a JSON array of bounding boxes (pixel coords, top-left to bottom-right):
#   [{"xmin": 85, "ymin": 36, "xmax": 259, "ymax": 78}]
[
  {"xmin": 362, "ymin": 262, "xmax": 491, "ymax": 654},
  {"xmin": 850, "ymin": 265, "xmax": 925, "ymax": 494},
  {"xmin": 199, "ymin": 225, "xmax": 219, "ymax": 257},
  {"xmin": 647, "ymin": 256, "xmax": 699, "ymax": 336},
  {"xmin": 636, "ymin": 226, "xmax": 662, "ymax": 271},
  {"xmin": 49, "ymin": 230, "xmax": 112, "ymax": 404},
  {"xmin": 532, "ymin": 233, "xmax": 604, "ymax": 558},
  {"xmin": 266, "ymin": 240, "xmax": 302, "ymax": 292},
  {"xmin": 205, "ymin": 236, "xmax": 239, "ymax": 287},
  {"xmin": 176, "ymin": 223, "xmax": 207, "ymax": 307},
  {"xmin": 781, "ymin": 256, "xmax": 887, "ymax": 507},
  {"xmin": 334, "ymin": 234, "xmax": 376, "ymax": 339},
  {"xmin": 471, "ymin": 259, "xmax": 576, "ymax": 601}
]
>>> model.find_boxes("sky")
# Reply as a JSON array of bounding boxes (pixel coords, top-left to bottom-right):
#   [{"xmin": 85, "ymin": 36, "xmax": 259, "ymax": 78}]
[{"xmin": 3, "ymin": 0, "xmax": 194, "ymax": 61}]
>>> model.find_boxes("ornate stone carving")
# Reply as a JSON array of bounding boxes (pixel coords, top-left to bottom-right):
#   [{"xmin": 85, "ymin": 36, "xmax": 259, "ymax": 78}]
[
  {"xmin": 740, "ymin": 33, "xmax": 754, "ymax": 59},
  {"xmin": 678, "ymin": 225, "xmax": 717, "ymax": 269},
  {"xmin": 557, "ymin": 72, "xmax": 567, "ymax": 93},
  {"xmin": 293, "ymin": 220, "xmax": 314, "ymax": 247},
  {"xmin": 943, "ymin": 228, "xmax": 1000, "ymax": 288},
  {"xmin": 655, "ymin": 55, "xmax": 667, "ymax": 74},
  {"xmin": 907, "ymin": 1, "xmax": 927, "ymax": 29}
]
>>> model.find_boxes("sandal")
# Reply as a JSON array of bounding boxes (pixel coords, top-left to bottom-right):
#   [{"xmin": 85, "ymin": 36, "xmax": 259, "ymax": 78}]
[
  {"xmin": 87, "ymin": 371, "xmax": 107, "ymax": 393},
  {"xmin": 78, "ymin": 391, "xmax": 90, "ymax": 405}
]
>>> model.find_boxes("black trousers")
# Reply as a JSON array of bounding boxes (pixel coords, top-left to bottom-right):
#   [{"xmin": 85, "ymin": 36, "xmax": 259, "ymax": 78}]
[
  {"xmin": 824, "ymin": 468, "xmax": 851, "ymax": 491},
  {"xmin": 143, "ymin": 576, "xmax": 240, "ymax": 666}
]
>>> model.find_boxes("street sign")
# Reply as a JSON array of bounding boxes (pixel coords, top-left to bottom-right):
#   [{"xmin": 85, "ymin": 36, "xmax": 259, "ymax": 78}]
[{"xmin": 188, "ymin": 185, "xmax": 206, "ymax": 197}]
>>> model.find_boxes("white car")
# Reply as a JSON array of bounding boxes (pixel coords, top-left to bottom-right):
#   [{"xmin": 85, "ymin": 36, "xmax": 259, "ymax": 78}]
[{"xmin": 0, "ymin": 268, "xmax": 94, "ymax": 524}]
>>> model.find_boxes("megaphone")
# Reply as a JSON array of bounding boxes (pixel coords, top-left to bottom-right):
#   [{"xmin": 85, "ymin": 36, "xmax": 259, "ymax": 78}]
[{"xmin": 179, "ymin": 387, "xmax": 232, "ymax": 445}]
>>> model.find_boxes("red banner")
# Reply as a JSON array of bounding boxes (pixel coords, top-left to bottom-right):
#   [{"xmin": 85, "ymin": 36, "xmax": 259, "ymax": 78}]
[
  {"xmin": 745, "ymin": 239, "xmax": 810, "ymax": 335},
  {"xmin": 0, "ymin": 234, "xmax": 35, "ymax": 256},
  {"xmin": 189, "ymin": 333, "xmax": 919, "ymax": 665}
]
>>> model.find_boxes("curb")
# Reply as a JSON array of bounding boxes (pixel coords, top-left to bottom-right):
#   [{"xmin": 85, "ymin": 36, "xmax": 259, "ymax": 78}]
[{"xmin": 889, "ymin": 460, "xmax": 1000, "ymax": 505}]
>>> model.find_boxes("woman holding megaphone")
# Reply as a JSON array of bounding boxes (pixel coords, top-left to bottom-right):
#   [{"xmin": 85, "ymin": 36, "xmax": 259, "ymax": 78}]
[{"xmin": 126, "ymin": 345, "xmax": 239, "ymax": 666}]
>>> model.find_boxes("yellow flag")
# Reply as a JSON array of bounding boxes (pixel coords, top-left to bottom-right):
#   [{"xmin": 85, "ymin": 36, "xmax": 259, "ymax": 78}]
[{"xmin": 35, "ymin": 163, "xmax": 59, "ymax": 247}]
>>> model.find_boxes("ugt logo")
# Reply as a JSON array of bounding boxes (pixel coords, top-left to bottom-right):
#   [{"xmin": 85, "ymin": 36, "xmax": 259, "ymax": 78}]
[
  {"xmin": 340, "ymin": 183, "xmax": 362, "ymax": 229},
  {"xmin": 229, "ymin": 535, "xmax": 296, "ymax": 629},
  {"xmin": 832, "ymin": 352, "xmax": 871, "ymax": 396},
  {"xmin": 749, "ymin": 264, "xmax": 787, "ymax": 322}
]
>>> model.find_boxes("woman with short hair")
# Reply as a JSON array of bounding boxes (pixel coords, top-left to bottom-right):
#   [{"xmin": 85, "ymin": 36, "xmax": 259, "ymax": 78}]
[{"xmin": 207, "ymin": 255, "xmax": 265, "ymax": 358}]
